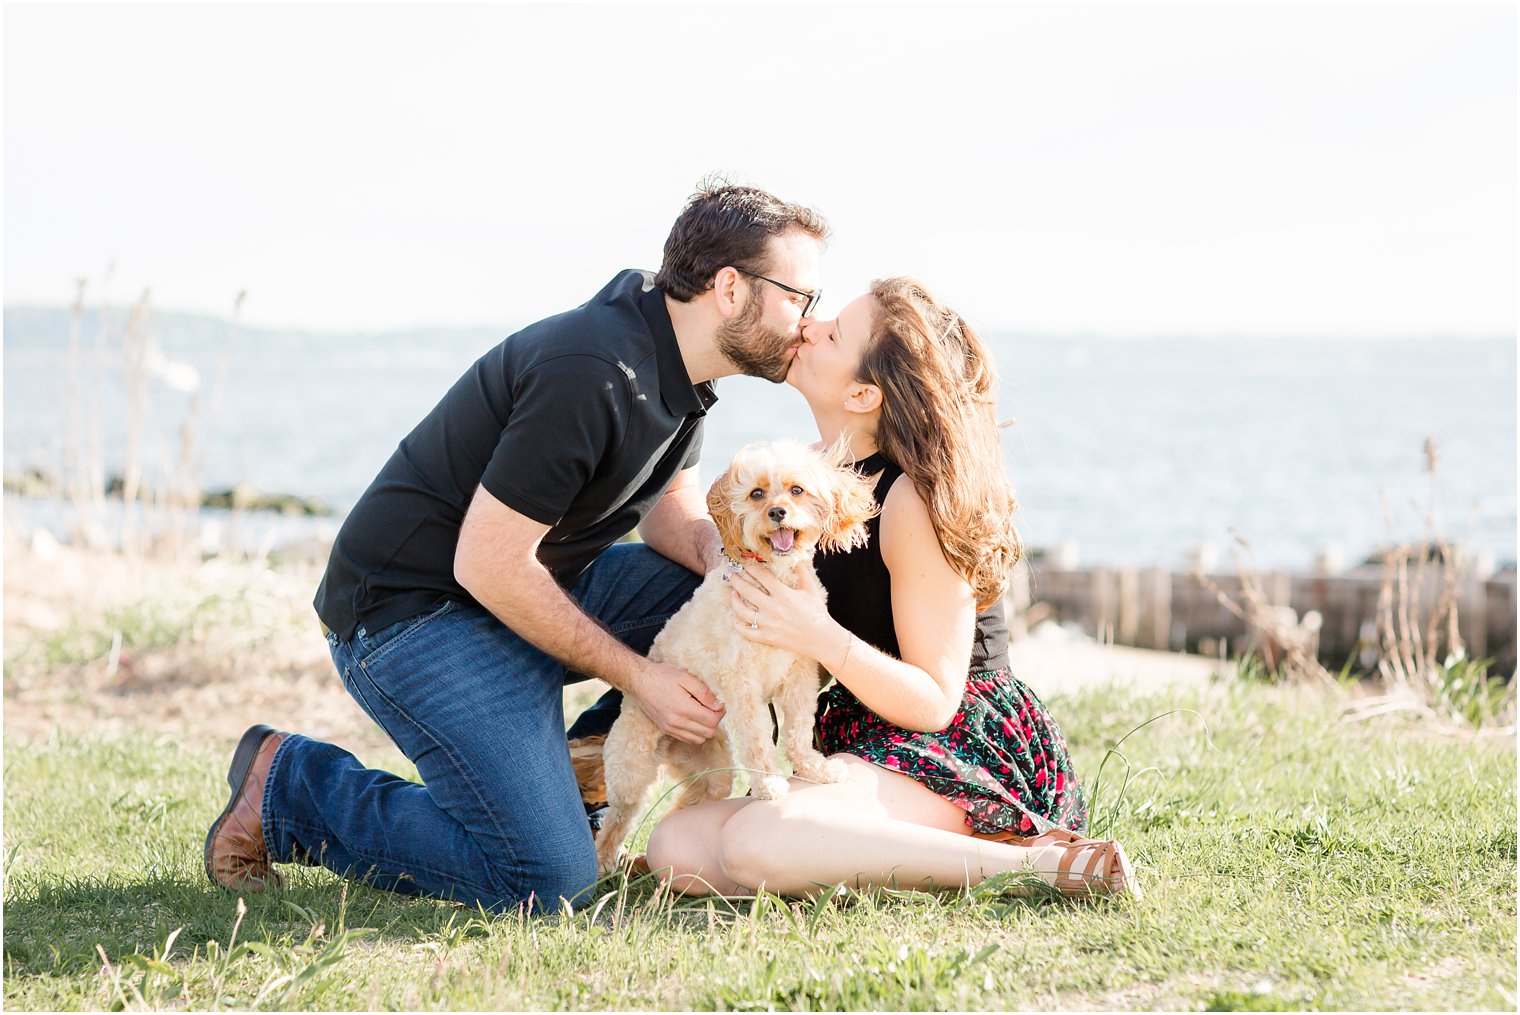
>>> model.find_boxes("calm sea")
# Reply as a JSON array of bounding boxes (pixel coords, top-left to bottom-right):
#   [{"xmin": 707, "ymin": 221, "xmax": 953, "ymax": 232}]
[{"xmin": 4, "ymin": 307, "xmax": 1515, "ymax": 569}]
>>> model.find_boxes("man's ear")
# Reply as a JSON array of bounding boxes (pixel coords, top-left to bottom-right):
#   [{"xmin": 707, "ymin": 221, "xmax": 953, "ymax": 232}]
[
  {"xmin": 706, "ymin": 467, "xmax": 747, "ymax": 554},
  {"xmin": 842, "ymin": 383, "xmax": 882, "ymax": 416},
  {"xmin": 711, "ymin": 266, "xmax": 744, "ymax": 320}
]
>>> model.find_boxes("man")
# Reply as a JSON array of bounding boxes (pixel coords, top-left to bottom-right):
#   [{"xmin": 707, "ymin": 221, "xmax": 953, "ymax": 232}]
[{"xmin": 204, "ymin": 181, "xmax": 828, "ymax": 912}]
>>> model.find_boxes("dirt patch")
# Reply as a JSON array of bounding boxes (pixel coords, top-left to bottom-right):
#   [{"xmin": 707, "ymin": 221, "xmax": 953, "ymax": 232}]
[
  {"xmin": 2, "ymin": 527, "xmax": 609, "ymax": 760},
  {"xmin": 5, "ymin": 527, "xmax": 372, "ymax": 753}
]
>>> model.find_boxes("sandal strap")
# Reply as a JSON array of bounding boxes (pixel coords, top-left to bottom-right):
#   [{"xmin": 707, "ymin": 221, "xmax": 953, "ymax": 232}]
[
  {"xmin": 971, "ymin": 827, "xmax": 1137, "ymax": 898},
  {"xmin": 1053, "ymin": 840, "xmax": 1115, "ymax": 893}
]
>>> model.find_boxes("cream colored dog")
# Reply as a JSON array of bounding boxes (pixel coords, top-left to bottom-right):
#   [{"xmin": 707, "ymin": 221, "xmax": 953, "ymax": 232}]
[{"xmin": 594, "ymin": 440, "xmax": 878, "ymax": 874}]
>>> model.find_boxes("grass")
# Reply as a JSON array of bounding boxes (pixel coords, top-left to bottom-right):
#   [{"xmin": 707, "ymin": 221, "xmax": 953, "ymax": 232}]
[{"xmin": 4, "ymin": 680, "xmax": 1514, "ymax": 1011}]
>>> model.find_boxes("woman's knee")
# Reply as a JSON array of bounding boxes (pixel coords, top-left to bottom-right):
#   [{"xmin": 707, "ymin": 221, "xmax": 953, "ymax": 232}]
[
  {"xmin": 644, "ymin": 818, "xmax": 684, "ymax": 873},
  {"xmin": 647, "ymin": 802, "xmax": 746, "ymax": 893},
  {"xmin": 715, "ymin": 800, "xmax": 805, "ymax": 890}
]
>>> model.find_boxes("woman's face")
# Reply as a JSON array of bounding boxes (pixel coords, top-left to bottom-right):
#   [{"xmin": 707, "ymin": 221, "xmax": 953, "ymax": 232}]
[{"xmin": 787, "ymin": 293, "xmax": 875, "ymax": 406}]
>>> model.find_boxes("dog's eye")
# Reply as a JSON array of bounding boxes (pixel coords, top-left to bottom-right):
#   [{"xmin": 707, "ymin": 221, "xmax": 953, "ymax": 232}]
[
  {"xmin": 748, "ymin": 488, "xmax": 764, "ymax": 500},
  {"xmin": 790, "ymin": 485, "xmax": 804, "ymax": 496}
]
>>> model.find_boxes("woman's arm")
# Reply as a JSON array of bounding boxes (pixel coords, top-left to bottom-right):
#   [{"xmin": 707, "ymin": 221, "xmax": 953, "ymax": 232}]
[
  {"xmin": 730, "ymin": 476, "xmax": 975, "ymax": 732},
  {"xmin": 870, "ymin": 476, "xmax": 977, "ymax": 725}
]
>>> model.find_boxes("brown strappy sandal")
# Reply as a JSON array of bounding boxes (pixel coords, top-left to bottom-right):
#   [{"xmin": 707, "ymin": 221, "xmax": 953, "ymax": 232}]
[
  {"xmin": 1045, "ymin": 836, "xmax": 1140, "ymax": 898},
  {"xmin": 972, "ymin": 825, "xmax": 1142, "ymax": 899}
]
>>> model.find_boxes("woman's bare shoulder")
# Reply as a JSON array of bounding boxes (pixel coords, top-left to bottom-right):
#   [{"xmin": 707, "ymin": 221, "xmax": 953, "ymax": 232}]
[{"xmin": 878, "ymin": 475, "xmax": 936, "ymax": 556}]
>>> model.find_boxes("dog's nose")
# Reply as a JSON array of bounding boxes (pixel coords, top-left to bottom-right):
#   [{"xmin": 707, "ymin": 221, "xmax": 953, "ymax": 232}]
[{"xmin": 768, "ymin": 506, "xmax": 787, "ymax": 523}]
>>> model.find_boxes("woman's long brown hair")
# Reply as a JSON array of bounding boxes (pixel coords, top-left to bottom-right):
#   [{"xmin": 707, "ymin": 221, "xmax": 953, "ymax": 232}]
[{"xmin": 859, "ymin": 277, "xmax": 1021, "ymax": 608}]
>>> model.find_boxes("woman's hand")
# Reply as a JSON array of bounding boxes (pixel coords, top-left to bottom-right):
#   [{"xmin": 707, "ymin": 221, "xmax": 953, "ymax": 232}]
[{"xmin": 727, "ymin": 564, "xmax": 847, "ymax": 666}]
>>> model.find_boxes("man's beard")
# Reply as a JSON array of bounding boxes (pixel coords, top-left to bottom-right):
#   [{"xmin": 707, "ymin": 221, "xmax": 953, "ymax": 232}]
[{"xmin": 716, "ymin": 283, "xmax": 794, "ymax": 384}]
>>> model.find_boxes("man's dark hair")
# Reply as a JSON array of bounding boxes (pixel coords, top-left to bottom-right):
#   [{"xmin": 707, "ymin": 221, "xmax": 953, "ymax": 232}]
[{"xmin": 655, "ymin": 176, "xmax": 829, "ymax": 302}]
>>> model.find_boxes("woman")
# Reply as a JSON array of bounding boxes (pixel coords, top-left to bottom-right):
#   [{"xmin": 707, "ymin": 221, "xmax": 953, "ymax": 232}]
[{"xmin": 645, "ymin": 277, "xmax": 1139, "ymax": 899}]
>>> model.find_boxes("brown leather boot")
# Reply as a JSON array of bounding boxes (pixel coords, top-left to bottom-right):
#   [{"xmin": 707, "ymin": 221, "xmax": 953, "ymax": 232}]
[{"xmin": 204, "ymin": 724, "xmax": 287, "ymax": 892}]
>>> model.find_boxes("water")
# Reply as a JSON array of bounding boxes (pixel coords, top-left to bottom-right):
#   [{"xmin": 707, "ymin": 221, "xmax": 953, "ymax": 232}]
[{"xmin": 4, "ymin": 307, "xmax": 1514, "ymax": 568}]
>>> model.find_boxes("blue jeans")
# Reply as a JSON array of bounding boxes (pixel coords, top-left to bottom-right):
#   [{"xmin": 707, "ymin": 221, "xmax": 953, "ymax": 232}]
[{"xmin": 262, "ymin": 543, "xmax": 699, "ymax": 913}]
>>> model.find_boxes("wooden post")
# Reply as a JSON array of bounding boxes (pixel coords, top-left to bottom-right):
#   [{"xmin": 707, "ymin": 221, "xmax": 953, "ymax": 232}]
[
  {"xmin": 1091, "ymin": 567, "xmax": 1116, "ymax": 645},
  {"xmin": 1458, "ymin": 551, "xmax": 1494, "ymax": 660},
  {"xmin": 1137, "ymin": 566, "xmax": 1172, "ymax": 650},
  {"xmin": 1117, "ymin": 567, "xmax": 1139, "ymax": 646},
  {"xmin": 1267, "ymin": 570, "xmax": 1291, "ymax": 608}
]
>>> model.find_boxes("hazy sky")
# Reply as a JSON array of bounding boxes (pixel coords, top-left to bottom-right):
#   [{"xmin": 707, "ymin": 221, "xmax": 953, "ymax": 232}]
[{"xmin": 5, "ymin": 2, "xmax": 1515, "ymax": 336}]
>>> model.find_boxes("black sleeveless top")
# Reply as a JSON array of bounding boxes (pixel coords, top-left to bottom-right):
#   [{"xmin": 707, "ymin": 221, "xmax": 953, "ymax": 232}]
[{"xmin": 813, "ymin": 452, "xmax": 1010, "ymax": 672}]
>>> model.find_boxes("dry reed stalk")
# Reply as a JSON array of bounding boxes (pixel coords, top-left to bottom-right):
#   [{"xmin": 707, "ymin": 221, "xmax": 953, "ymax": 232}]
[
  {"xmin": 1374, "ymin": 537, "xmax": 1409, "ymax": 690},
  {"xmin": 118, "ymin": 290, "xmax": 152, "ymax": 556},
  {"xmin": 1351, "ymin": 437, "xmax": 1514, "ymax": 732},
  {"xmin": 1193, "ymin": 530, "xmax": 1334, "ymax": 685},
  {"xmin": 1375, "ymin": 538, "xmax": 1464, "ymax": 699},
  {"xmin": 52, "ymin": 273, "xmax": 245, "ymax": 561},
  {"xmin": 74, "ymin": 263, "xmax": 117, "ymax": 546},
  {"xmin": 63, "ymin": 278, "xmax": 88, "ymax": 508},
  {"xmin": 186, "ymin": 291, "xmax": 246, "ymax": 558}
]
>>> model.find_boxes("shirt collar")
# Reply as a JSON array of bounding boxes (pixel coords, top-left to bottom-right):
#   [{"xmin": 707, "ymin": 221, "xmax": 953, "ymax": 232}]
[{"xmin": 638, "ymin": 276, "xmax": 718, "ymax": 417}]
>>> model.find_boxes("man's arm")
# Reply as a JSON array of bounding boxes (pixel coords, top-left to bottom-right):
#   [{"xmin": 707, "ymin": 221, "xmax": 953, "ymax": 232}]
[
  {"xmin": 637, "ymin": 467, "xmax": 724, "ymax": 575},
  {"xmin": 454, "ymin": 484, "xmax": 723, "ymax": 744}
]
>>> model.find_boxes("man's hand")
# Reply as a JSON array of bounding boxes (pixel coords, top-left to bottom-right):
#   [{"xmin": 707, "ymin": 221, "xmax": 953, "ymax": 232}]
[{"xmin": 627, "ymin": 660, "xmax": 726, "ymax": 744}]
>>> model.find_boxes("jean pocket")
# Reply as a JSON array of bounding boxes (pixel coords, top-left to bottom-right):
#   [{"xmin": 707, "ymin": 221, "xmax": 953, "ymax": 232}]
[{"xmin": 356, "ymin": 599, "xmax": 459, "ymax": 670}]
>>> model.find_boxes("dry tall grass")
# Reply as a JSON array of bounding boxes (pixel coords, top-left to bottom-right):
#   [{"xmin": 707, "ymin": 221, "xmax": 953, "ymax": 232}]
[
  {"xmin": 1194, "ymin": 533, "xmax": 1333, "ymax": 685},
  {"xmin": 1203, "ymin": 438, "xmax": 1514, "ymax": 732},
  {"xmin": 1346, "ymin": 439, "xmax": 1516, "ymax": 733},
  {"xmin": 60, "ymin": 277, "xmax": 245, "ymax": 559}
]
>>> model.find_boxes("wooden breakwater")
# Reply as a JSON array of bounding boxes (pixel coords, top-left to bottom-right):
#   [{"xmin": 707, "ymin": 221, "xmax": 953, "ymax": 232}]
[{"xmin": 1009, "ymin": 553, "xmax": 1517, "ymax": 676}]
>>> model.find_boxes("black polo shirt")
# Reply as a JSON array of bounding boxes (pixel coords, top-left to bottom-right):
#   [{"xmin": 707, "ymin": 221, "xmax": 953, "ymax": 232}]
[{"xmin": 314, "ymin": 269, "xmax": 718, "ymax": 642}]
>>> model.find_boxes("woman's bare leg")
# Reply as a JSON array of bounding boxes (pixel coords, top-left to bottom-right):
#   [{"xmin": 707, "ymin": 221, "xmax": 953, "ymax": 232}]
[
  {"xmin": 646, "ymin": 755, "xmax": 1086, "ymax": 898},
  {"xmin": 645, "ymin": 796, "xmax": 755, "ymax": 896}
]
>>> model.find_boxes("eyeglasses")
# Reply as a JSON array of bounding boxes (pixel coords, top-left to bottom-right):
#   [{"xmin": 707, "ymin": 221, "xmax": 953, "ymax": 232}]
[{"xmin": 735, "ymin": 267, "xmax": 822, "ymax": 318}]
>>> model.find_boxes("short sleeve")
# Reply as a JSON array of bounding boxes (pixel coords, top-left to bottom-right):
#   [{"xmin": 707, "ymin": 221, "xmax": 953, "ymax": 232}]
[
  {"xmin": 680, "ymin": 418, "xmax": 706, "ymax": 471},
  {"xmin": 480, "ymin": 355, "xmax": 629, "ymax": 525}
]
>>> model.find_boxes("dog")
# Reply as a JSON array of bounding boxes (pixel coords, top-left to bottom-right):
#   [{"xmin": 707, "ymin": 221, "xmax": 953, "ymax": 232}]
[{"xmin": 594, "ymin": 440, "xmax": 879, "ymax": 874}]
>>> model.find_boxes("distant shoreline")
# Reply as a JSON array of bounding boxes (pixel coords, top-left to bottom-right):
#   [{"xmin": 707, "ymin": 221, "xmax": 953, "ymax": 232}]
[
  {"xmin": 3, "ymin": 469, "xmax": 333, "ymax": 517},
  {"xmin": 5, "ymin": 485, "xmax": 1513, "ymax": 577},
  {"xmin": 6, "ymin": 301, "xmax": 1515, "ymax": 348}
]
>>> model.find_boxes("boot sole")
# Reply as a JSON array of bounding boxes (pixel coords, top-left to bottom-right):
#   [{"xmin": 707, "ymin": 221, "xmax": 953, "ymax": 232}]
[{"xmin": 203, "ymin": 723, "xmax": 277, "ymax": 888}]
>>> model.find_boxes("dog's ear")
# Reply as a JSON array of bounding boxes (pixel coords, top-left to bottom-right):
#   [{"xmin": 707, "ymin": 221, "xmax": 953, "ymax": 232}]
[
  {"xmin": 821, "ymin": 432, "xmax": 855, "ymax": 470},
  {"xmin": 706, "ymin": 466, "xmax": 747, "ymax": 557},
  {"xmin": 818, "ymin": 463, "xmax": 880, "ymax": 553}
]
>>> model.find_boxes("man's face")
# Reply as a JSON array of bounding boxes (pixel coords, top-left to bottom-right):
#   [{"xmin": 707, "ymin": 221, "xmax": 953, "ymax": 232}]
[{"xmin": 716, "ymin": 230, "xmax": 823, "ymax": 384}]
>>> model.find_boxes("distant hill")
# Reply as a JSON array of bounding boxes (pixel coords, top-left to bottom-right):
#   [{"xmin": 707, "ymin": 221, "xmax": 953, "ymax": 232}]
[{"xmin": 3, "ymin": 305, "xmax": 516, "ymax": 356}]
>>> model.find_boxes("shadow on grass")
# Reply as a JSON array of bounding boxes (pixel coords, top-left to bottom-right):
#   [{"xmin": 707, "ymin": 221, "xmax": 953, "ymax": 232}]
[{"xmin": 2, "ymin": 869, "xmax": 482, "ymax": 977}]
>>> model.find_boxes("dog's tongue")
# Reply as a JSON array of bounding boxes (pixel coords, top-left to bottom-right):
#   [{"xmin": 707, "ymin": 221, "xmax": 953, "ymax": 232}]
[{"xmin": 768, "ymin": 528, "xmax": 796, "ymax": 553}]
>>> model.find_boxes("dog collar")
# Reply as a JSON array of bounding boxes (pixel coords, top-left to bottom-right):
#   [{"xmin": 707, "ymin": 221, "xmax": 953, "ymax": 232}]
[{"xmin": 721, "ymin": 549, "xmax": 766, "ymax": 565}]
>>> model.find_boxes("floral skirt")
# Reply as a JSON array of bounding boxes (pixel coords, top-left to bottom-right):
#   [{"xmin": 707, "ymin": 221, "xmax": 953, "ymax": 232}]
[{"xmin": 815, "ymin": 666, "xmax": 1088, "ymax": 836}]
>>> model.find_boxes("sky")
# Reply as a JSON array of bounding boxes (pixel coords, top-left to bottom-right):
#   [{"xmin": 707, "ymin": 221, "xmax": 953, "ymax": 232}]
[{"xmin": 4, "ymin": 2, "xmax": 1515, "ymax": 337}]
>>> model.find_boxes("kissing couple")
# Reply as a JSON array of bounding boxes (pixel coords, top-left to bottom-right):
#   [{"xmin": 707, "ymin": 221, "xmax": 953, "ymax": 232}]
[{"xmin": 204, "ymin": 179, "xmax": 1139, "ymax": 911}]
